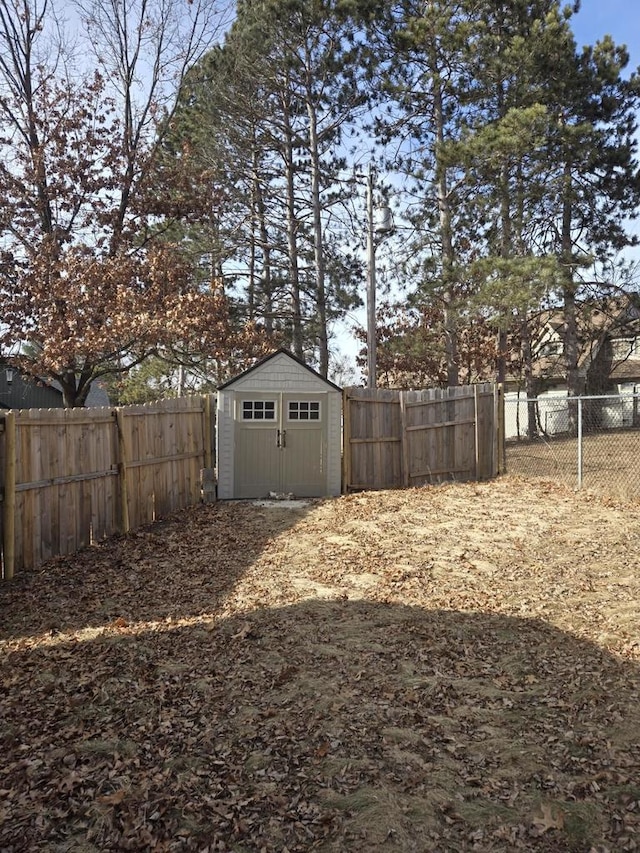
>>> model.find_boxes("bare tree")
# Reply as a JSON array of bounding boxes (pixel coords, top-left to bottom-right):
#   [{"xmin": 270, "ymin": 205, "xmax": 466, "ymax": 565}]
[{"xmin": 74, "ymin": 0, "xmax": 232, "ymax": 251}]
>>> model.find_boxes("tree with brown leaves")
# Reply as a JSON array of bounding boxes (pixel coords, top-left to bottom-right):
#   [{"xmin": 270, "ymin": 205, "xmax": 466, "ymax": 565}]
[{"xmin": 0, "ymin": 0, "xmax": 267, "ymax": 406}]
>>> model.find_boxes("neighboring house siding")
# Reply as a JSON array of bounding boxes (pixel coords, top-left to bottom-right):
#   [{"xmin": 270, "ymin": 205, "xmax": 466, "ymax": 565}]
[
  {"xmin": 0, "ymin": 365, "xmax": 110, "ymax": 409},
  {"xmin": 0, "ymin": 371, "xmax": 63, "ymax": 410}
]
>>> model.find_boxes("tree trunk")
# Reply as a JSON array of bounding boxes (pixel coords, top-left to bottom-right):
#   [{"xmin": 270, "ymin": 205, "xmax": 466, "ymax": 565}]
[
  {"xmin": 249, "ymin": 151, "xmax": 258, "ymax": 320},
  {"xmin": 431, "ymin": 41, "xmax": 458, "ymax": 387},
  {"xmin": 305, "ymin": 56, "xmax": 329, "ymax": 377},
  {"xmin": 251, "ymin": 141, "xmax": 274, "ymax": 334},
  {"xmin": 281, "ymin": 86, "xmax": 303, "ymax": 359},
  {"xmin": 560, "ymin": 156, "xmax": 582, "ymax": 439},
  {"xmin": 256, "ymin": 177, "xmax": 274, "ymax": 335},
  {"xmin": 496, "ymin": 72, "xmax": 511, "ymax": 385}
]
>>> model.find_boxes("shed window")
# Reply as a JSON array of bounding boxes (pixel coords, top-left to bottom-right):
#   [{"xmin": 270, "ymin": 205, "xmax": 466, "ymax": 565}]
[
  {"xmin": 242, "ymin": 400, "xmax": 276, "ymax": 420},
  {"xmin": 288, "ymin": 401, "xmax": 320, "ymax": 421}
]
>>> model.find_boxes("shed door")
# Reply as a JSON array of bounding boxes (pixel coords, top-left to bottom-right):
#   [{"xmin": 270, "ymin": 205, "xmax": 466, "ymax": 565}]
[{"xmin": 234, "ymin": 392, "xmax": 327, "ymax": 498}]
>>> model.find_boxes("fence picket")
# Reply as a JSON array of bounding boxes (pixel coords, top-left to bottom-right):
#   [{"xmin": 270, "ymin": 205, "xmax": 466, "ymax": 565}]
[
  {"xmin": 116, "ymin": 408, "xmax": 130, "ymax": 534},
  {"xmin": 2, "ymin": 412, "xmax": 16, "ymax": 579}
]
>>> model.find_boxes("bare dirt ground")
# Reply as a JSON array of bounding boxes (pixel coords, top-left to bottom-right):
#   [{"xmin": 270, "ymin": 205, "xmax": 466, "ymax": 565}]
[{"xmin": 1, "ymin": 476, "xmax": 640, "ymax": 852}]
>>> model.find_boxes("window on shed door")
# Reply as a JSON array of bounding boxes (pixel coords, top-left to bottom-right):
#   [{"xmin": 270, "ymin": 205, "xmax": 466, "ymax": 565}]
[
  {"xmin": 288, "ymin": 400, "xmax": 320, "ymax": 421},
  {"xmin": 242, "ymin": 400, "xmax": 276, "ymax": 420}
]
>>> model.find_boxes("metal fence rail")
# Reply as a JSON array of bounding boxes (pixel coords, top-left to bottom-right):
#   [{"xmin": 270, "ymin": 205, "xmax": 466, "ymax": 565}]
[{"xmin": 504, "ymin": 393, "xmax": 640, "ymax": 500}]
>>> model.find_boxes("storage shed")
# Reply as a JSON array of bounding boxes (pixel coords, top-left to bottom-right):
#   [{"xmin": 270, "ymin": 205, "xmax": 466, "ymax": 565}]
[{"xmin": 216, "ymin": 350, "xmax": 342, "ymax": 499}]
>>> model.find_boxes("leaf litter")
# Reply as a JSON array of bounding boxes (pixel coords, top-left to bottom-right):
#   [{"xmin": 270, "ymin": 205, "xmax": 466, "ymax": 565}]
[{"xmin": 1, "ymin": 476, "xmax": 640, "ymax": 851}]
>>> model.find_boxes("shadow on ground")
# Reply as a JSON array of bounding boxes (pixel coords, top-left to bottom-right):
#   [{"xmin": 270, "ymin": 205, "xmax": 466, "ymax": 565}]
[
  {"xmin": 0, "ymin": 500, "xmax": 313, "ymax": 640},
  {"xmin": 1, "ymin": 599, "xmax": 639, "ymax": 852}
]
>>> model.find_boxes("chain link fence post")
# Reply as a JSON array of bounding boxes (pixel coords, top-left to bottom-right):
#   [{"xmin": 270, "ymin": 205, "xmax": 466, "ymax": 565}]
[{"xmin": 577, "ymin": 396, "xmax": 583, "ymax": 490}]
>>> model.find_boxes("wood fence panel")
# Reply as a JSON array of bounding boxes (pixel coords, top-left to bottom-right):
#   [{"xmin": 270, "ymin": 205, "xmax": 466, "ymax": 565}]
[
  {"xmin": 477, "ymin": 387, "xmax": 497, "ymax": 480},
  {"xmin": 345, "ymin": 387, "xmax": 403, "ymax": 490},
  {"xmin": 344, "ymin": 383, "xmax": 497, "ymax": 492},
  {"xmin": 118, "ymin": 396, "xmax": 206, "ymax": 530},
  {"xmin": 6, "ymin": 408, "xmax": 120, "ymax": 573},
  {"xmin": 1, "ymin": 394, "xmax": 216, "ymax": 577}
]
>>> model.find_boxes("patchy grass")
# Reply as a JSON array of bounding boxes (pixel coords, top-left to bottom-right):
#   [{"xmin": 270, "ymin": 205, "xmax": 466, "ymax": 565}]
[{"xmin": 1, "ymin": 478, "xmax": 640, "ymax": 851}]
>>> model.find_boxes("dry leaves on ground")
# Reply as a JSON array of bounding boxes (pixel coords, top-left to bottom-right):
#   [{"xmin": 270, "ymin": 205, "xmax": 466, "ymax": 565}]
[{"xmin": 1, "ymin": 476, "xmax": 640, "ymax": 851}]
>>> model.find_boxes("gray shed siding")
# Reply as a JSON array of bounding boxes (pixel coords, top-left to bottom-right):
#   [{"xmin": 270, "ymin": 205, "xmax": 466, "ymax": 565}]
[{"xmin": 216, "ymin": 352, "xmax": 342, "ymax": 499}]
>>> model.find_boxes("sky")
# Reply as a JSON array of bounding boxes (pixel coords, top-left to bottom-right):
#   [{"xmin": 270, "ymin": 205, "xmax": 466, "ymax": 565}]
[{"xmin": 571, "ymin": 0, "xmax": 640, "ymax": 63}]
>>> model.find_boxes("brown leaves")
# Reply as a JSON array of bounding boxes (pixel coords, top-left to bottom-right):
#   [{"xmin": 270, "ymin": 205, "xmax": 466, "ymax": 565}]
[
  {"xmin": 0, "ymin": 236, "xmax": 272, "ymax": 403},
  {"xmin": 530, "ymin": 802, "xmax": 565, "ymax": 836},
  {"xmin": 97, "ymin": 788, "xmax": 128, "ymax": 807},
  {"xmin": 0, "ymin": 55, "xmax": 274, "ymax": 406},
  {"xmin": 366, "ymin": 301, "xmax": 500, "ymax": 388},
  {"xmin": 2, "ymin": 481, "xmax": 640, "ymax": 850}
]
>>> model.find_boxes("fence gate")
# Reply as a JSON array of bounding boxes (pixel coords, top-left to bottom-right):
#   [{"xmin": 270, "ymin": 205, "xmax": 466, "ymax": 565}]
[{"xmin": 343, "ymin": 384, "xmax": 498, "ymax": 491}]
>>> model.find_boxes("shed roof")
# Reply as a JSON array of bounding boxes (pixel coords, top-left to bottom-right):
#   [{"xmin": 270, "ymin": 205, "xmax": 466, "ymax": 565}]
[{"xmin": 218, "ymin": 349, "xmax": 342, "ymax": 392}]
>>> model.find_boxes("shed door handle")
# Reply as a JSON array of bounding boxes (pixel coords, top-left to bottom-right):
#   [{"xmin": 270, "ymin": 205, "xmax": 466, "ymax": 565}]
[{"xmin": 276, "ymin": 429, "xmax": 286, "ymax": 448}]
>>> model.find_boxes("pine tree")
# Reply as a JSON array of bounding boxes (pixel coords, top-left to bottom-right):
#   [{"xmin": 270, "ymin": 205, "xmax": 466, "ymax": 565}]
[{"xmin": 169, "ymin": 0, "xmax": 370, "ymax": 377}]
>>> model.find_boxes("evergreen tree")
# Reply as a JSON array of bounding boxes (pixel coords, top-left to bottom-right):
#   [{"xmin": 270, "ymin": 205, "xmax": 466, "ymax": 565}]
[
  {"xmin": 168, "ymin": 0, "xmax": 370, "ymax": 376},
  {"xmin": 370, "ymin": 0, "xmax": 640, "ymax": 397}
]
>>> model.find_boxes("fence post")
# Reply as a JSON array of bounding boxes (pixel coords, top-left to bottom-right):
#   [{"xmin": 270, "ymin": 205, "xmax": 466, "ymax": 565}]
[
  {"xmin": 342, "ymin": 388, "xmax": 351, "ymax": 493},
  {"xmin": 400, "ymin": 391, "xmax": 410, "ymax": 487},
  {"xmin": 115, "ymin": 408, "xmax": 130, "ymax": 534},
  {"xmin": 577, "ymin": 397, "xmax": 583, "ymax": 489},
  {"xmin": 3, "ymin": 411, "xmax": 16, "ymax": 580},
  {"xmin": 473, "ymin": 385, "xmax": 480, "ymax": 479},
  {"xmin": 495, "ymin": 383, "xmax": 505, "ymax": 475}
]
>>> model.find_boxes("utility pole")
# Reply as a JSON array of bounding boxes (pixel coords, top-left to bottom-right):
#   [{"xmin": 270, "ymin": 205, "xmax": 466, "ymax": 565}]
[
  {"xmin": 365, "ymin": 163, "xmax": 393, "ymax": 389},
  {"xmin": 366, "ymin": 164, "xmax": 376, "ymax": 389}
]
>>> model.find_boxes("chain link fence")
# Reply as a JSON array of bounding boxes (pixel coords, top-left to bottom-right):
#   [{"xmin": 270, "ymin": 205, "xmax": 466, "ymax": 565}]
[{"xmin": 504, "ymin": 392, "xmax": 640, "ymax": 501}]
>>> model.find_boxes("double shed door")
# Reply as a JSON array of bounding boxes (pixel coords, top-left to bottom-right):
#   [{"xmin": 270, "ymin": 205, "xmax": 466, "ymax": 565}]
[{"xmin": 234, "ymin": 391, "xmax": 327, "ymax": 498}]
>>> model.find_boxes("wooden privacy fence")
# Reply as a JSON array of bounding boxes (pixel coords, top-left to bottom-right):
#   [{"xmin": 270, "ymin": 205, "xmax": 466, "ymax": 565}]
[
  {"xmin": 1, "ymin": 395, "xmax": 215, "ymax": 578},
  {"xmin": 343, "ymin": 383, "xmax": 499, "ymax": 491}
]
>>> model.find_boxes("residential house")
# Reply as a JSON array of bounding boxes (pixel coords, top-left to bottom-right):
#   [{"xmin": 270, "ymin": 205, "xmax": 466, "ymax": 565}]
[
  {"xmin": 506, "ymin": 296, "xmax": 640, "ymax": 437},
  {"xmin": 518, "ymin": 298, "xmax": 640, "ymax": 396},
  {"xmin": 0, "ymin": 366, "xmax": 110, "ymax": 409}
]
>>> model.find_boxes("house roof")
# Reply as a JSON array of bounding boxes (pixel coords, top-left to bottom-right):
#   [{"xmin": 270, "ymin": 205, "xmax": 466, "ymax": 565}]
[
  {"xmin": 609, "ymin": 358, "xmax": 640, "ymax": 381},
  {"xmin": 218, "ymin": 349, "xmax": 342, "ymax": 392}
]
